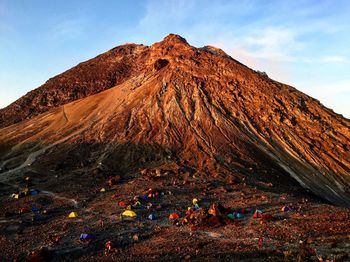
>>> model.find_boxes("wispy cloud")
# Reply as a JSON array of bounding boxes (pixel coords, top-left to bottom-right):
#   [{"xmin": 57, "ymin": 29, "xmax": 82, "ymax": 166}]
[
  {"xmin": 139, "ymin": 0, "xmax": 195, "ymax": 30},
  {"xmin": 52, "ymin": 18, "xmax": 86, "ymax": 40},
  {"xmin": 237, "ymin": 27, "xmax": 300, "ymax": 63},
  {"xmin": 320, "ymin": 55, "xmax": 348, "ymax": 63}
]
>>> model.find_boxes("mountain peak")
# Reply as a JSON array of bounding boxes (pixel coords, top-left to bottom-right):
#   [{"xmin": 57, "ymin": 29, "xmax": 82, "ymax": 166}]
[{"xmin": 161, "ymin": 33, "xmax": 189, "ymax": 45}]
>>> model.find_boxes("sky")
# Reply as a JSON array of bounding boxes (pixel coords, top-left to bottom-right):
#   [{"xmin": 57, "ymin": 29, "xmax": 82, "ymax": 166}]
[{"xmin": 1, "ymin": 0, "xmax": 350, "ymax": 118}]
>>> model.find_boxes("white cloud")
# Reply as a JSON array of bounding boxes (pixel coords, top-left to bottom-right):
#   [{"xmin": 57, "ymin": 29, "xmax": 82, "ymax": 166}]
[
  {"xmin": 52, "ymin": 18, "xmax": 86, "ymax": 40},
  {"xmin": 203, "ymin": 26, "xmax": 300, "ymax": 84},
  {"xmin": 320, "ymin": 55, "xmax": 348, "ymax": 63},
  {"xmin": 211, "ymin": 26, "xmax": 302, "ymax": 66},
  {"xmin": 244, "ymin": 28, "xmax": 297, "ymax": 50},
  {"xmin": 139, "ymin": 0, "xmax": 194, "ymax": 29}
]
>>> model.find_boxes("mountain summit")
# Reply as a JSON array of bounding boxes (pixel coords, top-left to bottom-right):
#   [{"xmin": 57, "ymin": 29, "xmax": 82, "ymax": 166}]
[{"xmin": 0, "ymin": 34, "xmax": 350, "ymax": 207}]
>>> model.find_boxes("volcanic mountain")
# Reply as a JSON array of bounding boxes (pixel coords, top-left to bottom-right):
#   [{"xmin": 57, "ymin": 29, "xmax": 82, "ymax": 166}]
[{"xmin": 1, "ymin": 34, "xmax": 350, "ymax": 208}]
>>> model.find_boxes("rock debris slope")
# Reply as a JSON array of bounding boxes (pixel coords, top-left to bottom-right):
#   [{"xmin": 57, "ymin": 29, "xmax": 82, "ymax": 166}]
[{"xmin": 1, "ymin": 34, "xmax": 350, "ymax": 206}]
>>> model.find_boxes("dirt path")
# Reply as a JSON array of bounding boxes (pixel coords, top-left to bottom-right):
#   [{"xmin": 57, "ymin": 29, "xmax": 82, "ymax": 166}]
[
  {"xmin": 40, "ymin": 190, "xmax": 79, "ymax": 208},
  {"xmin": 0, "ymin": 125, "xmax": 88, "ymax": 180},
  {"xmin": 62, "ymin": 105, "xmax": 69, "ymax": 123}
]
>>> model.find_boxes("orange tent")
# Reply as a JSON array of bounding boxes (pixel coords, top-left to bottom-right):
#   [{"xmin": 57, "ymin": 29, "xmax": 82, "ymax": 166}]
[{"xmin": 169, "ymin": 213, "xmax": 179, "ymax": 220}]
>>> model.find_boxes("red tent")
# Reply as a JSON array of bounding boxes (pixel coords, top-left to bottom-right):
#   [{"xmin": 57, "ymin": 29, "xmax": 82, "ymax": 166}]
[{"xmin": 253, "ymin": 210, "xmax": 263, "ymax": 218}]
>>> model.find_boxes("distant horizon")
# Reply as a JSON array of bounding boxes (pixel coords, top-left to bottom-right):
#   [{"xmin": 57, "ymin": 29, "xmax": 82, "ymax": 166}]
[{"xmin": 1, "ymin": 0, "xmax": 349, "ymax": 118}]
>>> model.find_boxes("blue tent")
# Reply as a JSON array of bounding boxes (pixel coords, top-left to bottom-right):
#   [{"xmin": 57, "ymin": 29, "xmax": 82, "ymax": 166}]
[
  {"xmin": 29, "ymin": 189, "xmax": 39, "ymax": 196},
  {"xmin": 236, "ymin": 212, "xmax": 245, "ymax": 219},
  {"xmin": 148, "ymin": 214, "xmax": 156, "ymax": 220},
  {"xmin": 31, "ymin": 207, "xmax": 40, "ymax": 213},
  {"xmin": 80, "ymin": 233, "xmax": 94, "ymax": 241},
  {"xmin": 281, "ymin": 206, "xmax": 293, "ymax": 212}
]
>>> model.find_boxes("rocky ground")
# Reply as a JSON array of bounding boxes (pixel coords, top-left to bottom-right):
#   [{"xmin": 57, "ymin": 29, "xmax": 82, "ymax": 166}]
[{"xmin": 1, "ymin": 164, "xmax": 350, "ymax": 261}]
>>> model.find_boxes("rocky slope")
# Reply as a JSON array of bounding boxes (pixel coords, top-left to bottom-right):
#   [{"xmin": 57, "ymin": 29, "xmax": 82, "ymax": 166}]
[
  {"xmin": 0, "ymin": 43, "xmax": 149, "ymax": 128},
  {"xmin": 0, "ymin": 34, "xmax": 350, "ymax": 207}
]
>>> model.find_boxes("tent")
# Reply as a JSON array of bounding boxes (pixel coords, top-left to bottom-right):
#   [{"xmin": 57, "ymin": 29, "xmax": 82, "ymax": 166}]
[
  {"xmin": 148, "ymin": 214, "xmax": 156, "ymax": 220},
  {"xmin": 253, "ymin": 210, "xmax": 263, "ymax": 219},
  {"xmin": 122, "ymin": 210, "xmax": 137, "ymax": 217},
  {"xmin": 9, "ymin": 193, "xmax": 16, "ymax": 198},
  {"xmin": 281, "ymin": 206, "xmax": 292, "ymax": 212},
  {"xmin": 29, "ymin": 189, "xmax": 39, "ymax": 196},
  {"xmin": 261, "ymin": 213, "xmax": 273, "ymax": 221},
  {"xmin": 133, "ymin": 201, "xmax": 141, "ymax": 207},
  {"xmin": 100, "ymin": 188, "xmax": 106, "ymax": 193},
  {"xmin": 31, "ymin": 207, "xmax": 40, "ymax": 214},
  {"xmin": 169, "ymin": 213, "xmax": 179, "ymax": 220},
  {"xmin": 193, "ymin": 204, "xmax": 200, "ymax": 210},
  {"xmin": 192, "ymin": 198, "xmax": 198, "ymax": 205},
  {"xmin": 208, "ymin": 204, "xmax": 219, "ymax": 216},
  {"xmin": 227, "ymin": 213, "xmax": 235, "ymax": 220},
  {"xmin": 80, "ymin": 233, "xmax": 94, "ymax": 241},
  {"xmin": 228, "ymin": 212, "xmax": 244, "ymax": 220},
  {"xmin": 236, "ymin": 212, "xmax": 245, "ymax": 219},
  {"xmin": 19, "ymin": 207, "xmax": 30, "ymax": 214},
  {"xmin": 68, "ymin": 212, "xmax": 78, "ymax": 218}
]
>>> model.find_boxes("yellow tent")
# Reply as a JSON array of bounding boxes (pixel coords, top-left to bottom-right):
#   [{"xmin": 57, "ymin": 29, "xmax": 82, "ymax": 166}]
[
  {"xmin": 14, "ymin": 194, "xmax": 19, "ymax": 199},
  {"xmin": 68, "ymin": 211, "xmax": 78, "ymax": 218},
  {"xmin": 122, "ymin": 210, "xmax": 137, "ymax": 217},
  {"xmin": 192, "ymin": 198, "xmax": 198, "ymax": 205},
  {"xmin": 100, "ymin": 188, "xmax": 106, "ymax": 192}
]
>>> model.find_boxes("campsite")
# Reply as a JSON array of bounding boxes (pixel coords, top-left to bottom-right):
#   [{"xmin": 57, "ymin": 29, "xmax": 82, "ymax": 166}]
[{"xmin": 1, "ymin": 165, "xmax": 350, "ymax": 261}]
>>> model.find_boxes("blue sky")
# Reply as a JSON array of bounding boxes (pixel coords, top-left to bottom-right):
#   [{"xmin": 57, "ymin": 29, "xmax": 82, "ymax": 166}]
[{"xmin": 1, "ymin": 0, "xmax": 349, "ymax": 118}]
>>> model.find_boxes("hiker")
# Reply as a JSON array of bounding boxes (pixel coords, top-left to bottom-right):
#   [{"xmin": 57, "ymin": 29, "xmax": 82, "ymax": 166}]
[
  {"xmin": 104, "ymin": 241, "xmax": 112, "ymax": 256},
  {"xmin": 132, "ymin": 198, "xmax": 141, "ymax": 207},
  {"xmin": 22, "ymin": 187, "xmax": 30, "ymax": 197},
  {"xmin": 25, "ymin": 176, "xmax": 32, "ymax": 188},
  {"xmin": 258, "ymin": 237, "xmax": 263, "ymax": 249},
  {"xmin": 25, "ymin": 247, "xmax": 52, "ymax": 261},
  {"xmin": 297, "ymin": 238, "xmax": 314, "ymax": 261},
  {"xmin": 48, "ymin": 235, "xmax": 61, "ymax": 246},
  {"xmin": 298, "ymin": 239, "xmax": 308, "ymax": 261},
  {"xmin": 208, "ymin": 203, "xmax": 219, "ymax": 216}
]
